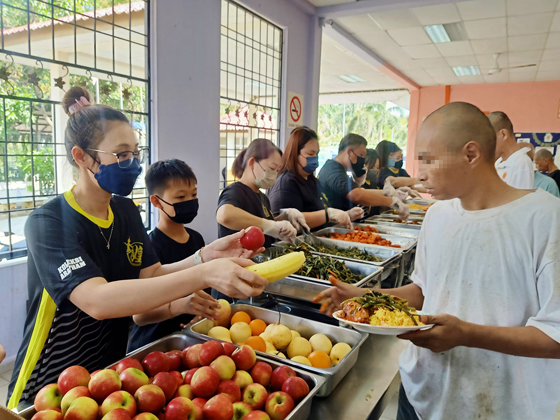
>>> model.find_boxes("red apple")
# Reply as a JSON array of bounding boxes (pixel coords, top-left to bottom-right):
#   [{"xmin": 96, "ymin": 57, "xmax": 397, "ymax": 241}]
[
  {"xmin": 265, "ymin": 392, "xmax": 294, "ymax": 420},
  {"xmin": 199, "ymin": 341, "xmax": 225, "ymax": 366},
  {"xmin": 165, "ymin": 397, "xmax": 196, "ymax": 420},
  {"xmin": 142, "ymin": 352, "xmax": 170, "ymax": 377},
  {"xmin": 156, "ymin": 414, "xmax": 165, "ymax": 420},
  {"xmin": 232, "ymin": 371, "xmax": 253, "ymax": 390},
  {"xmin": 173, "ymin": 384, "xmax": 194, "ymax": 400},
  {"xmin": 169, "ymin": 371, "xmax": 183, "ymax": 387},
  {"xmin": 222, "ymin": 342, "xmax": 236, "ymax": 357},
  {"xmin": 270, "ymin": 366, "xmax": 296, "ymax": 392},
  {"xmin": 110, "ymin": 365, "xmax": 118, "ymax": 371},
  {"xmin": 242, "ymin": 383, "xmax": 267, "ymax": 410},
  {"xmin": 152, "ymin": 372, "xmax": 177, "ymax": 401},
  {"xmin": 203, "ymin": 394, "xmax": 234, "ymax": 420},
  {"xmin": 88, "ymin": 369, "xmax": 122, "ymax": 403},
  {"xmin": 34, "ymin": 384, "xmax": 62, "ymax": 411},
  {"xmin": 91, "ymin": 370, "xmax": 101, "ymax": 377},
  {"xmin": 250, "ymin": 362, "xmax": 272, "ymax": 387},
  {"xmin": 133, "ymin": 385, "xmax": 166, "ymax": 414},
  {"xmin": 30, "ymin": 409, "xmax": 63, "ymax": 420},
  {"xmin": 101, "ymin": 390, "xmax": 137, "ymax": 417},
  {"xmin": 165, "ymin": 351, "xmax": 183, "ymax": 371},
  {"xmin": 61, "ymin": 386, "xmax": 91, "ymax": 415},
  {"xmin": 190, "ymin": 366, "xmax": 220, "ymax": 398},
  {"xmin": 218, "ymin": 380, "xmax": 241, "ymax": 403},
  {"xmin": 210, "ymin": 355, "xmax": 236, "ymax": 381},
  {"xmin": 183, "ymin": 368, "xmax": 198, "ymax": 385},
  {"xmin": 101, "ymin": 408, "xmax": 132, "ymax": 420},
  {"xmin": 116, "ymin": 358, "xmax": 144, "ymax": 375},
  {"xmin": 232, "ymin": 401, "xmax": 253, "ymax": 420},
  {"xmin": 64, "ymin": 397, "xmax": 99, "ymax": 420},
  {"xmin": 182, "ymin": 345, "xmax": 202, "ymax": 369},
  {"xmin": 240, "ymin": 226, "xmax": 265, "ymax": 251},
  {"xmin": 232, "ymin": 346, "xmax": 256, "ymax": 371},
  {"xmin": 192, "ymin": 398, "xmax": 206, "ymax": 420},
  {"xmin": 132, "ymin": 414, "xmax": 159, "ymax": 420},
  {"xmin": 58, "ymin": 366, "xmax": 90, "ymax": 395},
  {"xmin": 281, "ymin": 377, "xmax": 309, "ymax": 402},
  {"xmin": 120, "ymin": 368, "xmax": 149, "ymax": 396},
  {"xmin": 244, "ymin": 411, "xmax": 270, "ymax": 420}
]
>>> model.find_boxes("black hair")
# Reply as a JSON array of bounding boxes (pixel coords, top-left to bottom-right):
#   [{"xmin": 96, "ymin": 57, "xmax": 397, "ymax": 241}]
[
  {"xmin": 231, "ymin": 138, "xmax": 282, "ymax": 179},
  {"xmin": 145, "ymin": 159, "xmax": 197, "ymax": 196},
  {"xmin": 62, "ymin": 86, "xmax": 129, "ymax": 167},
  {"xmin": 338, "ymin": 133, "xmax": 367, "ymax": 153},
  {"xmin": 365, "ymin": 148, "xmax": 379, "ymax": 170},
  {"xmin": 376, "ymin": 140, "xmax": 401, "ymax": 169}
]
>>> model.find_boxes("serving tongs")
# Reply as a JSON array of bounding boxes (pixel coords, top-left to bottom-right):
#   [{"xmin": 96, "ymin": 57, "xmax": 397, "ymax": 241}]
[{"xmin": 300, "ymin": 226, "xmax": 322, "ymax": 250}]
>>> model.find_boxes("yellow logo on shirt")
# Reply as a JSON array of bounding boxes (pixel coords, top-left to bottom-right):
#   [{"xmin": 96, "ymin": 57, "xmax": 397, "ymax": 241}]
[
  {"xmin": 262, "ymin": 205, "xmax": 271, "ymax": 218},
  {"xmin": 124, "ymin": 238, "xmax": 143, "ymax": 267}
]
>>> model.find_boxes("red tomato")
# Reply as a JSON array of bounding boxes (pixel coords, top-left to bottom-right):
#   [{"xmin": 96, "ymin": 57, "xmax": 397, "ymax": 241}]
[{"xmin": 240, "ymin": 226, "xmax": 265, "ymax": 250}]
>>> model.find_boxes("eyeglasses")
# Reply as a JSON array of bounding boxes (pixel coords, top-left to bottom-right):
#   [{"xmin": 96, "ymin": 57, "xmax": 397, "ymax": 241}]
[{"xmin": 88, "ymin": 147, "xmax": 149, "ymax": 168}]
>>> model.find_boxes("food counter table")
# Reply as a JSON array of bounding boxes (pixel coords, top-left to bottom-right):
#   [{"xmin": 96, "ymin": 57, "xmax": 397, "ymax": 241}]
[{"xmin": 310, "ymin": 334, "xmax": 408, "ymax": 420}]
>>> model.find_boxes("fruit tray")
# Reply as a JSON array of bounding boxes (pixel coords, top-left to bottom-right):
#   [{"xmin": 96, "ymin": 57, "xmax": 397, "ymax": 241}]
[
  {"xmin": 313, "ymin": 227, "xmax": 417, "ymax": 251},
  {"xmin": 186, "ymin": 304, "xmax": 368, "ymax": 397},
  {"xmin": 273, "ymin": 237, "xmax": 402, "ymax": 268},
  {"xmin": 337, "ymin": 223, "xmax": 420, "ymax": 239},
  {"xmin": 253, "ymin": 246, "xmax": 382, "ymax": 288},
  {"xmin": 16, "ymin": 334, "xmax": 325, "ymax": 420}
]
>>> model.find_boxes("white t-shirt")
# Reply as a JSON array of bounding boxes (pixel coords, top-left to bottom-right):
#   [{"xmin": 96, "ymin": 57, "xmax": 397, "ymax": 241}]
[
  {"xmin": 399, "ymin": 189, "xmax": 560, "ymax": 420},
  {"xmin": 495, "ymin": 147, "xmax": 535, "ymax": 189}
]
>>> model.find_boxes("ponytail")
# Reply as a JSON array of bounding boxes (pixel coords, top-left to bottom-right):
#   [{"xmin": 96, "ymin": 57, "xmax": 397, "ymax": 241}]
[{"xmin": 231, "ymin": 139, "xmax": 282, "ymax": 179}]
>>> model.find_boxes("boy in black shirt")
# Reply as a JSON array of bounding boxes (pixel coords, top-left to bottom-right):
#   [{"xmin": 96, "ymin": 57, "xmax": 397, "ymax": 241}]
[{"xmin": 128, "ymin": 159, "xmax": 218, "ymax": 351}]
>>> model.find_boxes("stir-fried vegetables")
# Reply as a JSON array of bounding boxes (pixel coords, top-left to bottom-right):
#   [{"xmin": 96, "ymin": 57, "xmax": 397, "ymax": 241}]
[
  {"xmin": 342, "ymin": 290, "xmax": 422, "ymax": 325},
  {"xmin": 283, "ymin": 242, "xmax": 384, "ymax": 263}
]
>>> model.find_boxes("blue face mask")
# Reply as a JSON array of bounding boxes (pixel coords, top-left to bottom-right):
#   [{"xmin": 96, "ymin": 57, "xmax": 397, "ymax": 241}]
[
  {"xmin": 94, "ymin": 159, "xmax": 142, "ymax": 196},
  {"xmin": 387, "ymin": 157, "xmax": 396, "ymax": 167},
  {"xmin": 302, "ymin": 155, "xmax": 319, "ymax": 174}
]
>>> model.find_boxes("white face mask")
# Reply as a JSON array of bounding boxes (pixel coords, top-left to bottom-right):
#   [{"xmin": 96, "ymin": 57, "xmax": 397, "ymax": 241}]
[{"xmin": 253, "ymin": 161, "xmax": 277, "ymax": 189}]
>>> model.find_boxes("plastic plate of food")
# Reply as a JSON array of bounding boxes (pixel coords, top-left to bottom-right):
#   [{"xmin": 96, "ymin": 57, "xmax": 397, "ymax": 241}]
[{"xmin": 332, "ymin": 291, "xmax": 434, "ymax": 335}]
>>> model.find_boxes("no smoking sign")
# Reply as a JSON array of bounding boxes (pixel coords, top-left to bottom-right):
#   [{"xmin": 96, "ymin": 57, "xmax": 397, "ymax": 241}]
[{"xmin": 287, "ymin": 91, "xmax": 304, "ymax": 128}]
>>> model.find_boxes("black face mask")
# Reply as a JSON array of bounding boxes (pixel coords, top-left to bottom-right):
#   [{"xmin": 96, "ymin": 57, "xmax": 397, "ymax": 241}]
[
  {"xmin": 156, "ymin": 196, "xmax": 199, "ymax": 224},
  {"xmin": 394, "ymin": 160, "xmax": 404, "ymax": 169},
  {"xmin": 350, "ymin": 150, "xmax": 366, "ymax": 178}
]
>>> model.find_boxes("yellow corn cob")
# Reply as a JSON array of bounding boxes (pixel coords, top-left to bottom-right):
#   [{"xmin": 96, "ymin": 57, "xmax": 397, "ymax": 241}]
[{"xmin": 246, "ymin": 251, "xmax": 305, "ymax": 282}]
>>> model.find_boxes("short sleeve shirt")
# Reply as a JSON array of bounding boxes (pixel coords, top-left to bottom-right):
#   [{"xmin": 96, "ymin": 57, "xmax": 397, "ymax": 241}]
[
  {"xmin": 378, "ymin": 167, "xmax": 410, "ymax": 188},
  {"xmin": 127, "ymin": 227, "xmax": 205, "ymax": 352},
  {"xmin": 317, "ymin": 159, "xmax": 358, "ymax": 211},
  {"xmin": 7, "ymin": 191, "xmax": 158, "ymax": 410},
  {"xmin": 548, "ymin": 169, "xmax": 560, "ymax": 192},
  {"xmin": 268, "ymin": 171, "xmax": 325, "ymax": 217},
  {"xmin": 217, "ymin": 182, "xmax": 275, "ymax": 248}
]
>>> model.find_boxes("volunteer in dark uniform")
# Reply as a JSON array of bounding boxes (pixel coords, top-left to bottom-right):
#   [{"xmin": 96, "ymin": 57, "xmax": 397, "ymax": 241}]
[
  {"xmin": 317, "ymin": 134, "xmax": 409, "ymax": 219},
  {"xmin": 376, "ymin": 140, "xmax": 426, "ymax": 192},
  {"xmin": 363, "ymin": 148, "xmax": 380, "ymax": 190},
  {"xmin": 128, "ymin": 159, "xmax": 212, "ymax": 352},
  {"xmin": 7, "ymin": 87, "xmax": 267, "ymax": 410},
  {"xmin": 269, "ymin": 126, "xmax": 363, "ymax": 229},
  {"xmin": 216, "ymin": 138, "xmax": 307, "ymax": 248}
]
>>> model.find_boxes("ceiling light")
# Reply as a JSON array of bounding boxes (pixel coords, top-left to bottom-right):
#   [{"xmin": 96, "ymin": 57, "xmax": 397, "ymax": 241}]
[
  {"xmin": 452, "ymin": 66, "xmax": 481, "ymax": 76},
  {"xmin": 338, "ymin": 74, "xmax": 366, "ymax": 83},
  {"xmin": 424, "ymin": 25, "xmax": 451, "ymax": 43}
]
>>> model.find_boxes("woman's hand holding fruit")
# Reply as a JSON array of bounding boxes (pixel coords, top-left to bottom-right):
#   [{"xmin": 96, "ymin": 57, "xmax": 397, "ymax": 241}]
[
  {"xmin": 202, "ymin": 230, "xmax": 265, "ymax": 261},
  {"xmin": 200, "ymin": 258, "xmax": 268, "ymax": 299},
  {"xmin": 177, "ymin": 290, "xmax": 221, "ymax": 320}
]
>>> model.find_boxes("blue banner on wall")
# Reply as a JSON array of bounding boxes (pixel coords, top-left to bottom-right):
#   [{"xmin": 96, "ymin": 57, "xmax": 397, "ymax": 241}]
[{"xmin": 515, "ymin": 132, "xmax": 560, "ymax": 150}]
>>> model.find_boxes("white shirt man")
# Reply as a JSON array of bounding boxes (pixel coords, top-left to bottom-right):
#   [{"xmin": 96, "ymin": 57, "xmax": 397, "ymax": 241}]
[{"xmin": 495, "ymin": 146, "xmax": 534, "ymax": 189}]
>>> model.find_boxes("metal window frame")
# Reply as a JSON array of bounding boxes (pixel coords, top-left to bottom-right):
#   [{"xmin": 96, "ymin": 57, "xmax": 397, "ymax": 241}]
[{"xmin": 0, "ymin": 0, "xmax": 151, "ymax": 261}]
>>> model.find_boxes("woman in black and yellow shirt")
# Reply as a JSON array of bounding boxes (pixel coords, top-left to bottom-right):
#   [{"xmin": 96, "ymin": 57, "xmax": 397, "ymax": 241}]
[
  {"xmin": 7, "ymin": 87, "xmax": 267, "ymax": 410},
  {"xmin": 376, "ymin": 140, "xmax": 426, "ymax": 192}
]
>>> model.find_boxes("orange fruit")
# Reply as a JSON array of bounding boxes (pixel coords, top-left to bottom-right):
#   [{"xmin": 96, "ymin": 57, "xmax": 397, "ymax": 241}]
[
  {"xmin": 308, "ymin": 351, "xmax": 331, "ymax": 369},
  {"xmin": 249, "ymin": 319, "xmax": 267, "ymax": 336},
  {"xmin": 244, "ymin": 336, "xmax": 267, "ymax": 353},
  {"xmin": 231, "ymin": 311, "xmax": 251, "ymax": 325}
]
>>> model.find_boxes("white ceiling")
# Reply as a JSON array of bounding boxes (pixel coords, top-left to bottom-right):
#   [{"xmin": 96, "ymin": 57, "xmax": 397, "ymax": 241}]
[{"xmin": 318, "ymin": 0, "xmax": 560, "ymax": 90}]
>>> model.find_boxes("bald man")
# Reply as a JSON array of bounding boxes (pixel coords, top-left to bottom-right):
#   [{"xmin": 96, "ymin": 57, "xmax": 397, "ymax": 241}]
[
  {"xmin": 314, "ymin": 102, "xmax": 560, "ymax": 420},
  {"xmin": 516, "ymin": 143, "xmax": 560, "ymax": 197},
  {"xmin": 535, "ymin": 148, "xmax": 560, "ymax": 191},
  {"xmin": 488, "ymin": 111, "xmax": 534, "ymax": 189}
]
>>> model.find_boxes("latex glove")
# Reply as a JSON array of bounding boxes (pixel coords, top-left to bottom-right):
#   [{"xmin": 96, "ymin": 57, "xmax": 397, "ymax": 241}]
[
  {"xmin": 353, "ymin": 171, "xmax": 367, "ymax": 187},
  {"xmin": 390, "ymin": 197, "xmax": 410, "ymax": 221},
  {"xmin": 279, "ymin": 208, "xmax": 310, "ymax": 232},
  {"xmin": 327, "ymin": 208, "xmax": 352, "ymax": 228},
  {"xmin": 383, "ymin": 178, "xmax": 397, "ymax": 197},
  {"xmin": 408, "ymin": 189, "xmax": 422, "ymax": 199},
  {"xmin": 346, "ymin": 207, "xmax": 364, "ymax": 222},
  {"xmin": 262, "ymin": 219, "xmax": 298, "ymax": 242},
  {"xmin": 395, "ymin": 186, "xmax": 412, "ymax": 201}
]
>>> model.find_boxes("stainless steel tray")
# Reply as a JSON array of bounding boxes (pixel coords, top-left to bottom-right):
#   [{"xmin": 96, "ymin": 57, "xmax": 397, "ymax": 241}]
[
  {"xmin": 313, "ymin": 227, "xmax": 416, "ymax": 251},
  {"xmin": 334, "ymin": 223, "xmax": 420, "ymax": 239},
  {"xmin": 16, "ymin": 334, "xmax": 325, "ymax": 420},
  {"xmin": 264, "ymin": 276, "xmax": 334, "ymax": 303},
  {"xmin": 365, "ymin": 217, "xmax": 423, "ymax": 229},
  {"xmin": 254, "ymin": 247, "xmax": 382, "ymax": 287},
  {"xmin": 274, "ymin": 237, "xmax": 401, "ymax": 267},
  {"xmin": 379, "ymin": 211, "xmax": 425, "ymax": 221},
  {"xmin": 187, "ymin": 304, "xmax": 368, "ymax": 397}
]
